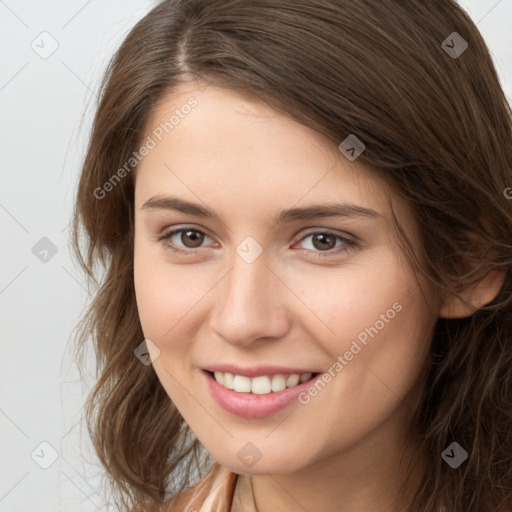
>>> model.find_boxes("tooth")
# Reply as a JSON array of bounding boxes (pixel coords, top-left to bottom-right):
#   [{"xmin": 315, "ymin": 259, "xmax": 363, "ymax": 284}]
[
  {"xmin": 251, "ymin": 376, "xmax": 272, "ymax": 394},
  {"xmin": 271, "ymin": 374, "xmax": 287, "ymax": 392},
  {"xmin": 286, "ymin": 374, "xmax": 300, "ymax": 387},
  {"xmin": 223, "ymin": 372, "xmax": 234, "ymax": 389},
  {"xmin": 214, "ymin": 371, "xmax": 312, "ymax": 393},
  {"xmin": 233, "ymin": 375, "xmax": 252, "ymax": 392}
]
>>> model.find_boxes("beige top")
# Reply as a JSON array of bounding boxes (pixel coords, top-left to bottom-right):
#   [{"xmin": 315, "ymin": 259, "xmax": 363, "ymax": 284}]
[{"xmin": 166, "ymin": 463, "xmax": 256, "ymax": 512}]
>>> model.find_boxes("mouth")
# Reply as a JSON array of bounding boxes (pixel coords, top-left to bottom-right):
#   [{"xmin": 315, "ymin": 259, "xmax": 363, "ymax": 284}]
[
  {"xmin": 202, "ymin": 369, "xmax": 323, "ymax": 418},
  {"xmin": 204, "ymin": 369, "xmax": 321, "ymax": 395}
]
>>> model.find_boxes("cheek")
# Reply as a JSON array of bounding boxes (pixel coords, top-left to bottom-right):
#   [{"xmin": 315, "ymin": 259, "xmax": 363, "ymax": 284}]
[
  {"xmin": 133, "ymin": 252, "xmax": 202, "ymax": 403},
  {"xmin": 291, "ymin": 249, "xmax": 415, "ymax": 342},
  {"xmin": 296, "ymin": 250, "xmax": 432, "ymax": 410},
  {"xmin": 133, "ymin": 243, "xmax": 215, "ymax": 345},
  {"xmin": 319, "ymin": 280, "xmax": 432, "ymax": 432},
  {"xmin": 134, "ymin": 240, "xmax": 178, "ymax": 340}
]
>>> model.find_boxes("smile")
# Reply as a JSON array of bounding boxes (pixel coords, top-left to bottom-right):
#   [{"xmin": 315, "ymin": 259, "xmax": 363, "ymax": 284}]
[
  {"xmin": 211, "ymin": 370, "xmax": 318, "ymax": 395},
  {"xmin": 203, "ymin": 370, "xmax": 323, "ymax": 418}
]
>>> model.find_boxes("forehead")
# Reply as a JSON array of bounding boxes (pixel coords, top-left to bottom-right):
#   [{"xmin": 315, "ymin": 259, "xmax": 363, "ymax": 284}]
[{"xmin": 138, "ymin": 83, "xmax": 386, "ymax": 200}]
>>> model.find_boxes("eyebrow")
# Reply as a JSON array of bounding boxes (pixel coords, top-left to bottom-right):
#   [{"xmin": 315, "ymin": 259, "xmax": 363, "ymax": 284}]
[{"xmin": 141, "ymin": 195, "xmax": 382, "ymax": 224}]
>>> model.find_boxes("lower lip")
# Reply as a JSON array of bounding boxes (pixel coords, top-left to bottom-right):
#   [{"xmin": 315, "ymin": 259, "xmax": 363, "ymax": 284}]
[{"xmin": 203, "ymin": 370, "xmax": 322, "ymax": 418}]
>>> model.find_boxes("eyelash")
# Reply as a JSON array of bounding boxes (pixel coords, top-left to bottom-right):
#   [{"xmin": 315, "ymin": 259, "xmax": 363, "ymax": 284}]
[{"xmin": 156, "ymin": 226, "xmax": 359, "ymax": 259}]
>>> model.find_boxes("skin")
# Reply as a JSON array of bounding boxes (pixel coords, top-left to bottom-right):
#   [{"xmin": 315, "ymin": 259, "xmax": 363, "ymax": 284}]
[{"xmin": 132, "ymin": 81, "xmax": 503, "ymax": 512}]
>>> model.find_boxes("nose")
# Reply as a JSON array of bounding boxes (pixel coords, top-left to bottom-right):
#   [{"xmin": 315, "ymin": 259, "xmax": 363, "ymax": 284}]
[{"xmin": 209, "ymin": 252, "xmax": 292, "ymax": 348}]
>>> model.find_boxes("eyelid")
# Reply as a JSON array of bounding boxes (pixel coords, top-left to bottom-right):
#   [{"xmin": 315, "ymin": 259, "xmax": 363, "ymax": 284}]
[
  {"xmin": 157, "ymin": 224, "xmax": 360, "ymax": 258},
  {"xmin": 295, "ymin": 227, "xmax": 359, "ymax": 244},
  {"xmin": 157, "ymin": 224, "xmax": 357, "ymax": 241}
]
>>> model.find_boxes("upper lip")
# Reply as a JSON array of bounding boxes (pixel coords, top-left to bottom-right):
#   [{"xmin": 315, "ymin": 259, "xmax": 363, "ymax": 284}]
[{"xmin": 203, "ymin": 364, "xmax": 321, "ymax": 378}]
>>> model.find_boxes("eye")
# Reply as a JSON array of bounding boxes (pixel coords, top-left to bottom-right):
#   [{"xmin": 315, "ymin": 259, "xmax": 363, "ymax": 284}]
[
  {"xmin": 157, "ymin": 227, "xmax": 214, "ymax": 254},
  {"xmin": 156, "ymin": 226, "xmax": 359, "ymax": 258},
  {"xmin": 293, "ymin": 230, "xmax": 358, "ymax": 258}
]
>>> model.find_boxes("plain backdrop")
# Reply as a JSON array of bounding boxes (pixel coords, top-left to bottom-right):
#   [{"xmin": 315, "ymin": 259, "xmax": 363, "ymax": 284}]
[{"xmin": 1, "ymin": 1, "xmax": 511, "ymax": 510}]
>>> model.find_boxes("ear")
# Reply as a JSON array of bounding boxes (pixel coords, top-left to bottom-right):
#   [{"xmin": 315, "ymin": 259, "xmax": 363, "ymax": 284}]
[{"xmin": 439, "ymin": 269, "xmax": 505, "ymax": 319}]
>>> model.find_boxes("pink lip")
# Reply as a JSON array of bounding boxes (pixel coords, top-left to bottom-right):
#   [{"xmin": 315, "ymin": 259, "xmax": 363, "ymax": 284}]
[
  {"xmin": 203, "ymin": 370, "xmax": 322, "ymax": 418},
  {"xmin": 203, "ymin": 363, "xmax": 321, "ymax": 378}
]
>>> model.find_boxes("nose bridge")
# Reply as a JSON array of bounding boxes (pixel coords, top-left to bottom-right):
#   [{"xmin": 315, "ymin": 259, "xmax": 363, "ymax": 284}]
[{"xmin": 210, "ymin": 249, "xmax": 290, "ymax": 345}]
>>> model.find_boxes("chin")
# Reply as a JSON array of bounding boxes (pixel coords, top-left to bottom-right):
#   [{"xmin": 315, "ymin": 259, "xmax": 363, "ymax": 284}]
[{"xmin": 216, "ymin": 454, "xmax": 304, "ymax": 476}]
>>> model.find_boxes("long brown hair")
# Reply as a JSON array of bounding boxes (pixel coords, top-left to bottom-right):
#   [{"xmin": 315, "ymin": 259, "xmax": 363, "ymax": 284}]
[{"xmin": 71, "ymin": 1, "xmax": 512, "ymax": 510}]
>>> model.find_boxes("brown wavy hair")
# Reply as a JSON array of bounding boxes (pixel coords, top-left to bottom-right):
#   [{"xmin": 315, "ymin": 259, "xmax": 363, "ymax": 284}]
[{"xmin": 70, "ymin": 1, "xmax": 512, "ymax": 510}]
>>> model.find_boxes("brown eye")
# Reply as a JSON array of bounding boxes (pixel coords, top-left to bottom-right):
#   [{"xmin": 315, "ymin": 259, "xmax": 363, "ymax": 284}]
[
  {"xmin": 157, "ymin": 227, "xmax": 212, "ymax": 254},
  {"xmin": 295, "ymin": 230, "xmax": 358, "ymax": 259}
]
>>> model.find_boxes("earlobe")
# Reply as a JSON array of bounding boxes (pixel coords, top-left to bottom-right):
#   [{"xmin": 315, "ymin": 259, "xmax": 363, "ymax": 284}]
[{"xmin": 439, "ymin": 269, "xmax": 505, "ymax": 319}]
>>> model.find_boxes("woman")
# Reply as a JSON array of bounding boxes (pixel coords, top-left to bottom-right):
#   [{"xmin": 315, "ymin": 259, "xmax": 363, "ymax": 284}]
[{"xmin": 71, "ymin": 1, "xmax": 512, "ymax": 511}]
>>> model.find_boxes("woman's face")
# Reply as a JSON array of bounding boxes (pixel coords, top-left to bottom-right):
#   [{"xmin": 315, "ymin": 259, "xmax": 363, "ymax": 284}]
[{"xmin": 133, "ymin": 82, "xmax": 438, "ymax": 475}]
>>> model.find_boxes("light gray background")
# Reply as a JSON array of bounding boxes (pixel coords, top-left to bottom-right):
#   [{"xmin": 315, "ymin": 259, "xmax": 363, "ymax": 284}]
[{"xmin": 1, "ymin": 1, "xmax": 511, "ymax": 510}]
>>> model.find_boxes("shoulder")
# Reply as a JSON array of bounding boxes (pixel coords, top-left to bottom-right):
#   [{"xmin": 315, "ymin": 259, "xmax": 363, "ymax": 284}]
[{"xmin": 164, "ymin": 463, "xmax": 239, "ymax": 512}]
